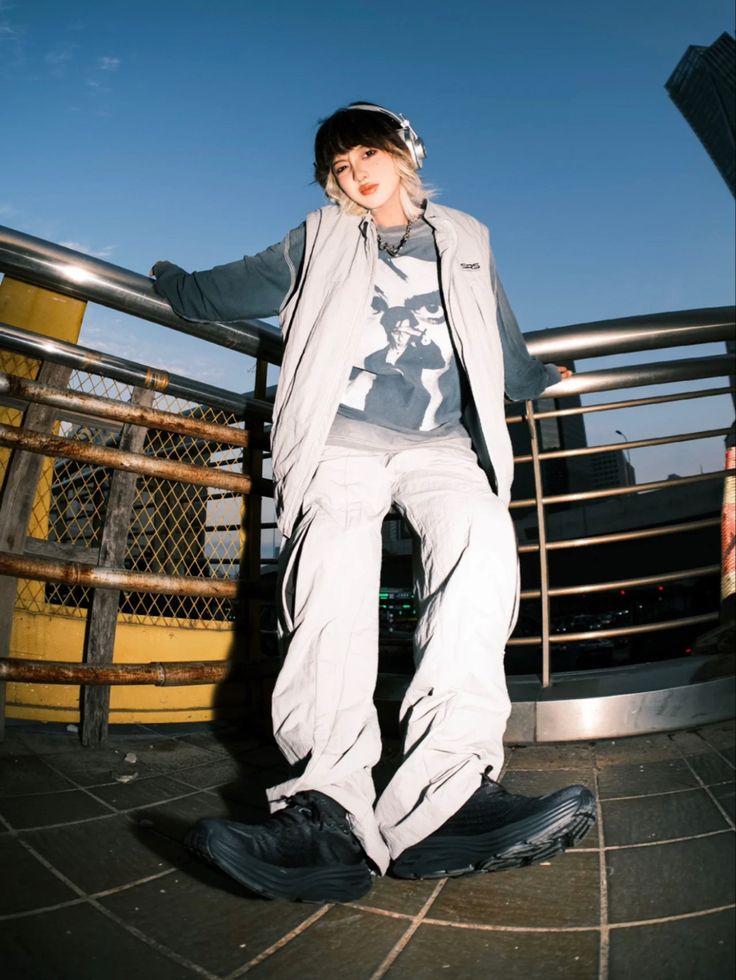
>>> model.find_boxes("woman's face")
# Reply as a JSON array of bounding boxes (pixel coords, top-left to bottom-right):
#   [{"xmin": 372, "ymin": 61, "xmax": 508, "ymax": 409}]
[{"xmin": 332, "ymin": 146, "xmax": 403, "ymax": 219}]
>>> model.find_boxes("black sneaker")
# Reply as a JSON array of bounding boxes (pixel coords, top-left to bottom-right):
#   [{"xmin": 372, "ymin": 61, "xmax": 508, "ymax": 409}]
[
  {"xmin": 390, "ymin": 776, "xmax": 596, "ymax": 879},
  {"xmin": 185, "ymin": 791, "xmax": 373, "ymax": 902}
]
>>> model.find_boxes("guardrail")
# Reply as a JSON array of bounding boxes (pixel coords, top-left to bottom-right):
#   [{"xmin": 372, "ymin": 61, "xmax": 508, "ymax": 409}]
[{"xmin": 0, "ymin": 224, "xmax": 734, "ymax": 744}]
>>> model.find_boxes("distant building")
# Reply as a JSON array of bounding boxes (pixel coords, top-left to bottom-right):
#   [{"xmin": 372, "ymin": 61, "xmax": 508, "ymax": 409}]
[
  {"xmin": 506, "ymin": 363, "xmax": 591, "ymax": 508},
  {"xmin": 665, "ymin": 32, "xmax": 736, "ymax": 195},
  {"xmin": 588, "ymin": 449, "xmax": 636, "ymax": 492}
]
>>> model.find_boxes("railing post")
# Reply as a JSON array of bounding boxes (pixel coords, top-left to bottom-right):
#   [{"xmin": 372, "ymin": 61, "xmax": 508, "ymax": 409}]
[
  {"xmin": 0, "ymin": 361, "xmax": 75, "ymax": 736},
  {"xmin": 0, "ymin": 276, "xmax": 86, "ymax": 736},
  {"xmin": 525, "ymin": 399, "xmax": 552, "ymax": 688},
  {"xmin": 721, "ymin": 424, "xmax": 735, "ymax": 627},
  {"xmin": 241, "ymin": 358, "xmax": 268, "ymax": 662},
  {"xmin": 81, "ymin": 385, "xmax": 154, "ymax": 746}
]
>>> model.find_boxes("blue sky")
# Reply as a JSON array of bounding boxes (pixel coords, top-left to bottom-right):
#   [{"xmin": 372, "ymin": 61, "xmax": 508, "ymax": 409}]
[{"xmin": 1, "ymin": 0, "xmax": 734, "ymax": 481}]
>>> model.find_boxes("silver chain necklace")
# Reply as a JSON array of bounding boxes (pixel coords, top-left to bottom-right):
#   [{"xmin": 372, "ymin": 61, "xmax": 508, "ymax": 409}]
[{"xmin": 376, "ymin": 220, "xmax": 412, "ymax": 257}]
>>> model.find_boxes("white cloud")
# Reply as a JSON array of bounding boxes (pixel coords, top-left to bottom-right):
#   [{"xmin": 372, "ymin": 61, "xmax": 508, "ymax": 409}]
[
  {"xmin": 59, "ymin": 240, "xmax": 116, "ymax": 259},
  {"xmin": 45, "ymin": 43, "xmax": 76, "ymax": 70},
  {"xmin": 96, "ymin": 55, "xmax": 120, "ymax": 71}
]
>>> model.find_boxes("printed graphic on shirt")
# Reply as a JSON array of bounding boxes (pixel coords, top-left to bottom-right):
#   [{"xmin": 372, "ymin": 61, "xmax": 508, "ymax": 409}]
[{"xmin": 338, "ymin": 221, "xmax": 462, "ymax": 433}]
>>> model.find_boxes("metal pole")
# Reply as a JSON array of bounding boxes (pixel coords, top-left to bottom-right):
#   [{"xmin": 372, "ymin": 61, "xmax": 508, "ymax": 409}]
[{"xmin": 525, "ymin": 399, "xmax": 552, "ymax": 687}]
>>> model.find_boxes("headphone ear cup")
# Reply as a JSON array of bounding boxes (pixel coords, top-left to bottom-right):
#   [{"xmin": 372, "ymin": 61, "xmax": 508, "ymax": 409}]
[{"xmin": 348, "ymin": 102, "xmax": 426, "ymax": 170}]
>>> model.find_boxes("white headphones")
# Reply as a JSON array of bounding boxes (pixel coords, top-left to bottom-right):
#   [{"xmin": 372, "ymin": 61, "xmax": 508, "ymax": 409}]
[{"xmin": 348, "ymin": 102, "xmax": 427, "ymax": 170}]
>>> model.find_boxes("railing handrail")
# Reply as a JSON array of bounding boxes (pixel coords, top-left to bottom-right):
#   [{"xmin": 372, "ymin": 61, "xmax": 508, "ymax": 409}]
[
  {"xmin": 1, "ymin": 223, "xmax": 734, "ymax": 369},
  {"xmin": 0, "ymin": 320, "xmax": 272, "ymax": 419},
  {"xmin": 0, "ymin": 224, "xmax": 282, "ymax": 363}
]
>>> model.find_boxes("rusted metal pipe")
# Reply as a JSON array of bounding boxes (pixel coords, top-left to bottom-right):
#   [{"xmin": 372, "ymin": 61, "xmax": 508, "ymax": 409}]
[
  {"xmin": 0, "ymin": 320, "xmax": 275, "ymax": 419},
  {"xmin": 0, "ymin": 658, "xmax": 232, "ymax": 686},
  {"xmin": 0, "ymin": 550, "xmax": 239, "ymax": 597},
  {"xmin": 506, "ymin": 610, "xmax": 719, "ymax": 646},
  {"xmin": 518, "ymin": 563, "xmax": 720, "ymax": 600},
  {"xmin": 515, "ymin": 427, "xmax": 731, "ymax": 465},
  {"xmin": 0, "ymin": 371, "xmax": 256, "ymax": 448},
  {"xmin": 517, "ymin": 517, "xmax": 721, "ymax": 555},
  {"xmin": 510, "ymin": 468, "xmax": 733, "ymax": 510},
  {"xmin": 0, "ymin": 422, "xmax": 273, "ymax": 496}
]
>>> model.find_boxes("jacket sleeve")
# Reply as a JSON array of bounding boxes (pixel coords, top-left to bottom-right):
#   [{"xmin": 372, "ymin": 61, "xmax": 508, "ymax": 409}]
[
  {"xmin": 151, "ymin": 223, "xmax": 306, "ymax": 322},
  {"xmin": 490, "ymin": 248, "xmax": 560, "ymax": 401}
]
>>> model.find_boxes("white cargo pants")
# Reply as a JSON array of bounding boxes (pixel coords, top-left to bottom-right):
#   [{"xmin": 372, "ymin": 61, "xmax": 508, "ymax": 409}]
[{"xmin": 266, "ymin": 432, "xmax": 519, "ymax": 874}]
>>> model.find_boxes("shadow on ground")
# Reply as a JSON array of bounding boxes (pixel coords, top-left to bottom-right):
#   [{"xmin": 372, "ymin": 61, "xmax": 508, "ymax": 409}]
[{"xmin": 0, "ymin": 718, "xmax": 733, "ymax": 979}]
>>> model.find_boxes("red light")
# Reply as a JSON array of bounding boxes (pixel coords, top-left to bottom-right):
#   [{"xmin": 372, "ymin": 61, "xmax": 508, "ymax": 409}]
[
  {"xmin": 657, "ymin": 585, "xmax": 664, "ymax": 592},
  {"xmin": 685, "ymin": 647, "xmax": 693, "ymax": 654},
  {"xmin": 619, "ymin": 589, "xmax": 626, "ymax": 596}
]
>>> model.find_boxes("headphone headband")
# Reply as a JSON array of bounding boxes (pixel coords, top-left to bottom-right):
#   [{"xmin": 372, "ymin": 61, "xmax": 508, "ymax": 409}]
[{"xmin": 348, "ymin": 102, "xmax": 427, "ymax": 170}]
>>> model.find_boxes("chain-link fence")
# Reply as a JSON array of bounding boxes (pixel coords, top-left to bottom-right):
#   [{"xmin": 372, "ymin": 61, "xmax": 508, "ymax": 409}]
[{"xmin": 12, "ymin": 369, "xmax": 251, "ymax": 628}]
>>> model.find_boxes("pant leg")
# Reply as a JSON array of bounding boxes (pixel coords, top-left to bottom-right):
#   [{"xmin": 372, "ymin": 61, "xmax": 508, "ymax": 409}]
[
  {"xmin": 374, "ymin": 436, "xmax": 519, "ymax": 859},
  {"xmin": 266, "ymin": 443, "xmax": 393, "ymax": 871}
]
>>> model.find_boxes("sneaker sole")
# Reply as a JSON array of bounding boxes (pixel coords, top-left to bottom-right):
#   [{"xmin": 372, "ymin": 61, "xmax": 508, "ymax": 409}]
[
  {"xmin": 186, "ymin": 827, "xmax": 373, "ymax": 903},
  {"xmin": 391, "ymin": 787, "xmax": 596, "ymax": 880}
]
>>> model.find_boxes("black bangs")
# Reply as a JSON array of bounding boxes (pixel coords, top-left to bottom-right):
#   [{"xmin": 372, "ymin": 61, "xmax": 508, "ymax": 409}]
[{"xmin": 314, "ymin": 107, "xmax": 406, "ymax": 187}]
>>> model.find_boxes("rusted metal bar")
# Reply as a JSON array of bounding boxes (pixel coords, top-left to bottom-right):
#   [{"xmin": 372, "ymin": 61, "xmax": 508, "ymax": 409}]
[
  {"xmin": 0, "ymin": 371, "xmax": 255, "ymax": 448},
  {"xmin": 0, "ymin": 320, "xmax": 275, "ymax": 420},
  {"xmin": 518, "ymin": 563, "xmax": 719, "ymax": 600},
  {"xmin": 506, "ymin": 610, "xmax": 719, "ymax": 646},
  {"xmin": 506, "ymin": 383, "xmax": 734, "ymax": 427},
  {"xmin": 510, "ymin": 468, "xmax": 734, "ymax": 509},
  {"xmin": 514, "ymin": 427, "xmax": 731, "ymax": 465},
  {"xmin": 517, "ymin": 517, "xmax": 721, "ymax": 554},
  {"xmin": 0, "ymin": 550, "xmax": 239, "ymax": 597},
  {"xmin": 548, "ymin": 611, "xmax": 718, "ymax": 643},
  {"xmin": 0, "ymin": 658, "xmax": 231, "ymax": 686},
  {"xmin": 0, "ymin": 422, "xmax": 274, "ymax": 496}
]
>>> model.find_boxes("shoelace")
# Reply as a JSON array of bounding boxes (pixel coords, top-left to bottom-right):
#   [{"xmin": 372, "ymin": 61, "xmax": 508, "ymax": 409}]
[{"xmin": 275, "ymin": 793, "xmax": 350, "ymax": 836}]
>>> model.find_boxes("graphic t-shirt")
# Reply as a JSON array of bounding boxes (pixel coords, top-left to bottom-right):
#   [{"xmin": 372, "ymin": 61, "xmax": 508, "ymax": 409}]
[{"xmin": 337, "ymin": 218, "xmax": 463, "ymax": 433}]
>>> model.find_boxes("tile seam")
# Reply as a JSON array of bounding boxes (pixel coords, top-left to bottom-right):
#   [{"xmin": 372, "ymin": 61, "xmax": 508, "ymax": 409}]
[
  {"xmin": 600, "ymin": 783, "xmax": 732, "ymax": 802},
  {"xmin": 368, "ymin": 877, "xmax": 447, "ymax": 980},
  {"xmin": 592, "ymin": 767, "xmax": 609, "ymax": 980},
  {"xmin": 603, "ymin": 828, "xmax": 732, "ymax": 850},
  {"xmin": 224, "ymin": 904, "xmax": 333, "ymax": 978},
  {"xmin": 670, "ymin": 742, "xmax": 736, "ymax": 832},
  {"xmin": 417, "ymin": 901, "xmax": 736, "ymax": 933},
  {"xmin": 14, "ymin": 837, "xmax": 216, "ymax": 979},
  {"xmin": 0, "ymin": 867, "xmax": 177, "ymax": 922}
]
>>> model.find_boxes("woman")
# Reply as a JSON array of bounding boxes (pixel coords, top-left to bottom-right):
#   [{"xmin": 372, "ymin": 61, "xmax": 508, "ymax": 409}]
[{"xmin": 151, "ymin": 103, "xmax": 591, "ymax": 903}]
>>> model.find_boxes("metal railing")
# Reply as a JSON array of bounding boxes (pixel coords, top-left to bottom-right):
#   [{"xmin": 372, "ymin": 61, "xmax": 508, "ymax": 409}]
[{"xmin": 0, "ymin": 224, "xmax": 734, "ymax": 743}]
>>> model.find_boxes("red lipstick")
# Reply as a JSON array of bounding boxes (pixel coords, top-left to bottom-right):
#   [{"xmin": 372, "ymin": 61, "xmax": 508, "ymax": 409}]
[{"xmin": 359, "ymin": 183, "xmax": 378, "ymax": 196}]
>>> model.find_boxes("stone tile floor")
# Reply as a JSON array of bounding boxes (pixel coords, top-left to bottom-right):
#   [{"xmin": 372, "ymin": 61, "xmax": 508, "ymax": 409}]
[{"xmin": 0, "ymin": 718, "xmax": 733, "ymax": 979}]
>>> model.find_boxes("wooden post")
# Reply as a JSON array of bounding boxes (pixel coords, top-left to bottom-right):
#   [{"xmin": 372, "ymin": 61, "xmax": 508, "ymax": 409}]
[
  {"xmin": 0, "ymin": 361, "xmax": 74, "ymax": 737},
  {"xmin": 81, "ymin": 386, "xmax": 154, "ymax": 746}
]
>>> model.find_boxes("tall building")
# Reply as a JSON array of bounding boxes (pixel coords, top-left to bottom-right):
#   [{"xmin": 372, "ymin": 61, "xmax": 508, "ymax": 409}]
[
  {"xmin": 588, "ymin": 449, "xmax": 636, "ymax": 492},
  {"xmin": 506, "ymin": 361, "xmax": 590, "ymax": 508},
  {"xmin": 665, "ymin": 32, "xmax": 736, "ymax": 196}
]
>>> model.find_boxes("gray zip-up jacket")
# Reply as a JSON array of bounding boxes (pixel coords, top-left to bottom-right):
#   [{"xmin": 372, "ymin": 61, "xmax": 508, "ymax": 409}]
[{"xmin": 153, "ymin": 201, "xmax": 559, "ymax": 537}]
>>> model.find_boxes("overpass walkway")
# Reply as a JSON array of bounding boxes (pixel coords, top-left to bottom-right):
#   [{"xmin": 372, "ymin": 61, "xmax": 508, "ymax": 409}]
[{"xmin": 1, "ymin": 719, "xmax": 733, "ymax": 979}]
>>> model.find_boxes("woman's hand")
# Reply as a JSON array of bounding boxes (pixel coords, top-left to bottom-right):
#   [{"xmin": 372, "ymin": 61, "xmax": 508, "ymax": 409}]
[{"xmin": 555, "ymin": 365, "xmax": 574, "ymax": 380}]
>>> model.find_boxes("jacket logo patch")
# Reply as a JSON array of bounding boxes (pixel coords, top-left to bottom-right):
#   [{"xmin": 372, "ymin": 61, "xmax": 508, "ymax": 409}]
[{"xmin": 460, "ymin": 262, "xmax": 480, "ymax": 270}]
